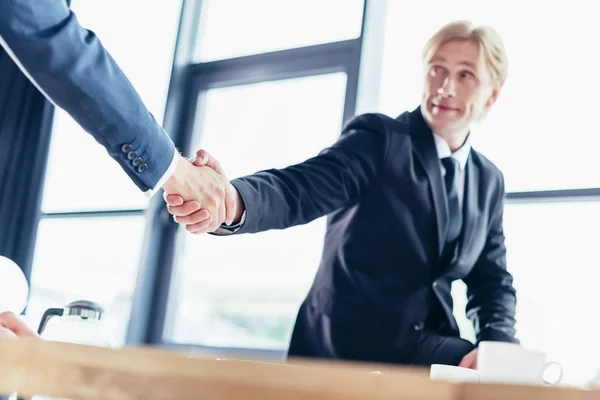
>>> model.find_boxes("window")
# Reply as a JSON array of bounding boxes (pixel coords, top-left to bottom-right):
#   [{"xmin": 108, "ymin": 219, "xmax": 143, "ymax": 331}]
[
  {"xmin": 27, "ymin": 216, "xmax": 147, "ymax": 345},
  {"xmin": 194, "ymin": 0, "xmax": 364, "ymax": 61},
  {"xmin": 41, "ymin": 0, "xmax": 183, "ymax": 212},
  {"xmin": 376, "ymin": 0, "xmax": 600, "ymax": 192},
  {"xmin": 41, "ymin": 110, "xmax": 150, "ymax": 212},
  {"xmin": 452, "ymin": 201, "xmax": 600, "ymax": 386},
  {"xmin": 504, "ymin": 201, "xmax": 600, "ymax": 386},
  {"xmin": 165, "ymin": 73, "xmax": 348, "ymax": 349},
  {"xmin": 28, "ymin": 0, "xmax": 183, "ymax": 346}
]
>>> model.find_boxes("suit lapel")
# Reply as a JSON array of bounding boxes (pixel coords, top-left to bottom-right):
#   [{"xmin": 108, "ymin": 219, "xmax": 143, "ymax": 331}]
[
  {"xmin": 408, "ymin": 108, "xmax": 448, "ymax": 257},
  {"xmin": 455, "ymin": 156, "xmax": 479, "ymax": 264}
]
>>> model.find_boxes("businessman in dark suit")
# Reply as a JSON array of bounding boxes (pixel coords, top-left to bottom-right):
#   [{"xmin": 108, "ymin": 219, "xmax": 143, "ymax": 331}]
[
  {"xmin": 0, "ymin": 0, "xmax": 234, "ymax": 228},
  {"xmin": 166, "ymin": 20, "xmax": 518, "ymax": 368}
]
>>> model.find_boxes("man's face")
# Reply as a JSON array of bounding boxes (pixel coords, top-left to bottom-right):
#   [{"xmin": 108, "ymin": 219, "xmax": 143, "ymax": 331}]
[{"xmin": 421, "ymin": 40, "xmax": 500, "ymax": 136}]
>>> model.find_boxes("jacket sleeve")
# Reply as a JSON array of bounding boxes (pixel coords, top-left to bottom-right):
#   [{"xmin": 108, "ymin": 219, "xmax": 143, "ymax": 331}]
[
  {"xmin": 0, "ymin": 0, "xmax": 176, "ymax": 193},
  {"xmin": 462, "ymin": 173, "xmax": 519, "ymax": 344},
  {"xmin": 221, "ymin": 113, "xmax": 391, "ymax": 235}
]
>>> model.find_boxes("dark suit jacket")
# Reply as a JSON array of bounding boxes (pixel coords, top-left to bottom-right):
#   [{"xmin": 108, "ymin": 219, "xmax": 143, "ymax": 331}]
[
  {"xmin": 0, "ymin": 0, "xmax": 174, "ymax": 191},
  {"xmin": 228, "ymin": 107, "xmax": 518, "ymax": 364}
]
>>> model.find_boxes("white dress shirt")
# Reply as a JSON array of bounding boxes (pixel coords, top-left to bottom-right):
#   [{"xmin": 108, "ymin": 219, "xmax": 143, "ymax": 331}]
[
  {"xmin": 432, "ymin": 133, "xmax": 471, "ymax": 206},
  {"xmin": 144, "ymin": 147, "xmax": 179, "ymax": 198}
]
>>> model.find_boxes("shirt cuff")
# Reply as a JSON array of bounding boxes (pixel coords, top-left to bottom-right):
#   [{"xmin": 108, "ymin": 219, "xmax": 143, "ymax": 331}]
[
  {"xmin": 144, "ymin": 147, "xmax": 179, "ymax": 198},
  {"xmin": 211, "ymin": 210, "xmax": 247, "ymax": 235}
]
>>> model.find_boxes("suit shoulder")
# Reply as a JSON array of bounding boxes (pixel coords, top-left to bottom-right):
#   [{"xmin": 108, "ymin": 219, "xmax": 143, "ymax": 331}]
[
  {"xmin": 342, "ymin": 112, "xmax": 411, "ymax": 137},
  {"xmin": 471, "ymin": 150, "xmax": 501, "ymax": 175},
  {"xmin": 471, "ymin": 150, "xmax": 505, "ymax": 186}
]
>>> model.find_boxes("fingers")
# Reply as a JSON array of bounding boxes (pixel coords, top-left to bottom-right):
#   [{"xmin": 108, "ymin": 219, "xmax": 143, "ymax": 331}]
[
  {"xmin": 192, "ymin": 149, "xmax": 227, "ymax": 178},
  {"xmin": 470, "ymin": 356, "xmax": 478, "ymax": 369},
  {"xmin": 0, "ymin": 326, "xmax": 17, "ymax": 339},
  {"xmin": 168, "ymin": 200, "xmax": 202, "ymax": 217},
  {"xmin": 186, "ymin": 217, "xmax": 214, "ymax": 234},
  {"xmin": 180, "ymin": 198, "xmax": 226, "ymax": 234},
  {"xmin": 192, "ymin": 149, "xmax": 210, "ymax": 165},
  {"xmin": 0, "ymin": 311, "xmax": 39, "ymax": 337},
  {"xmin": 458, "ymin": 351, "xmax": 477, "ymax": 369},
  {"xmin": 164, "ymin": 193, "xmax": 184, "ymax": 206},
  {"xmin": 174, "ymin": 209, "xmax": 210, "ymax": 225}
]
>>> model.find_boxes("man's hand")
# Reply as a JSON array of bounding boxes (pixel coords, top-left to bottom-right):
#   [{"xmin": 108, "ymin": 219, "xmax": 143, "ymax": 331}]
[
  {"xmin": 165, "ymin": 150, "xmax": 243, "ymax": 234},
  {"xmin": 458, "ymin": 347, "xmax": 478, "ymax": 369},
  {"xmin": 0, "ymin": 311, "xmax": 39, "ymax": 338},
  {"xmin": 162, "ymin": 153, "xmax": 236, "ymax": 233}
]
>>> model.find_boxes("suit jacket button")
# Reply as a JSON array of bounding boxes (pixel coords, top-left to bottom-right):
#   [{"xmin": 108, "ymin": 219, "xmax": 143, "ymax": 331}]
[
  {"xmin": 127, "ymin": 151, "xmax": 138, "ymax": 160},
  {"xmin": 132, "ymin": 157, "xmax": 143, "ymax": 167},
  {"xmin": 413, "ymin": 322, "xmax": 424, "ymax": 331},
  {"xmin": 121, "ymin": 144, "xmax": 132, "ymax": 153},
  {"xmin": 137, "ymin": 163, "xmax": 148, "ymax": 173}
]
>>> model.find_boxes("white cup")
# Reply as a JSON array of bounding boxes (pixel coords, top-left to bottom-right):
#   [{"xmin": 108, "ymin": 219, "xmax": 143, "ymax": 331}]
[
  {"xmin": 430, "ymin": 364, "xmax": 480, "ymax": 383},
  {"xmin": 477, "ymin": 341, "xmax": 562, "ymax": 386}
]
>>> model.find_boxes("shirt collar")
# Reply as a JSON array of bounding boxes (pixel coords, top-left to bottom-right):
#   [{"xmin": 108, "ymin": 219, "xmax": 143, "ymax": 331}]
[{"xmin": 432, "ymin": 133, "xmax": 471, "ymax": 170}]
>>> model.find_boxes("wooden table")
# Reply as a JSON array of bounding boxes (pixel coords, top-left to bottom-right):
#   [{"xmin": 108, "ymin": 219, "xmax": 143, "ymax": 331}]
[{"xmin": 0, "ymin": 339, "xmax": 595, "ymax": 399}]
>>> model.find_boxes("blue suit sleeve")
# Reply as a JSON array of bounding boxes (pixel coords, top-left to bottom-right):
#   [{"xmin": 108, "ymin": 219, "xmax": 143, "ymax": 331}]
[{"xmin": 0, "ymin": 0, "xmax": 176, "ymax": 192}]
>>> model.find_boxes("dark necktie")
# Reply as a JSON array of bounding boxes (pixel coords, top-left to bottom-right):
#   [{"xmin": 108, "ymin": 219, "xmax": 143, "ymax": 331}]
[{"xmin": 441, "ymin": 157, "xmax": 462, "ymax": 245}]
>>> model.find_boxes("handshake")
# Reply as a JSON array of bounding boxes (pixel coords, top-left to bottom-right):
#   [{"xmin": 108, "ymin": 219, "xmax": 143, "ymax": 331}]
[{"xmin": 162, "ymin": 149, "xmax": 242, "ymax": 234}]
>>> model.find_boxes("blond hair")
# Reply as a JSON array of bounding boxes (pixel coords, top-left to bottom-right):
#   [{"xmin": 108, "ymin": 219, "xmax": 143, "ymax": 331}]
[{"xmin": 422, "ymin": 20, "xmax": 508, "ymax": 86}]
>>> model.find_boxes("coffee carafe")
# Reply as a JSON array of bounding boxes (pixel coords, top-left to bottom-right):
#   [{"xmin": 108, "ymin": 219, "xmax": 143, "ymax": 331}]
[{"xmin": 37, "ymin": 300, "xmax": 112, "ymax": 347}]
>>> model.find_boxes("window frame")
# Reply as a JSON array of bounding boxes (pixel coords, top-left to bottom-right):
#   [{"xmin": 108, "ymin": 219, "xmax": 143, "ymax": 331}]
[
  {"xmin": 33, "ymin": 0, "xmax": 600, "ymax": 361},
  {"xmin": 126, "ymin": 0, "xmax": 376, "ymax": 358}
]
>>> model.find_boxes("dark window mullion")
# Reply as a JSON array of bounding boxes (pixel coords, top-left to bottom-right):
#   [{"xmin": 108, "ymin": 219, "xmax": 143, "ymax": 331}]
[
  {"xmin": 506, "ymin": 188, "xmax": 600, "ymax": 203},
  {"xmin": 41, "ymin": 209, "xmax": 147, "ymax": 219},
  {"xmin": 189, "ymin": 39, "xmax": 361, "ymax": 90}
]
